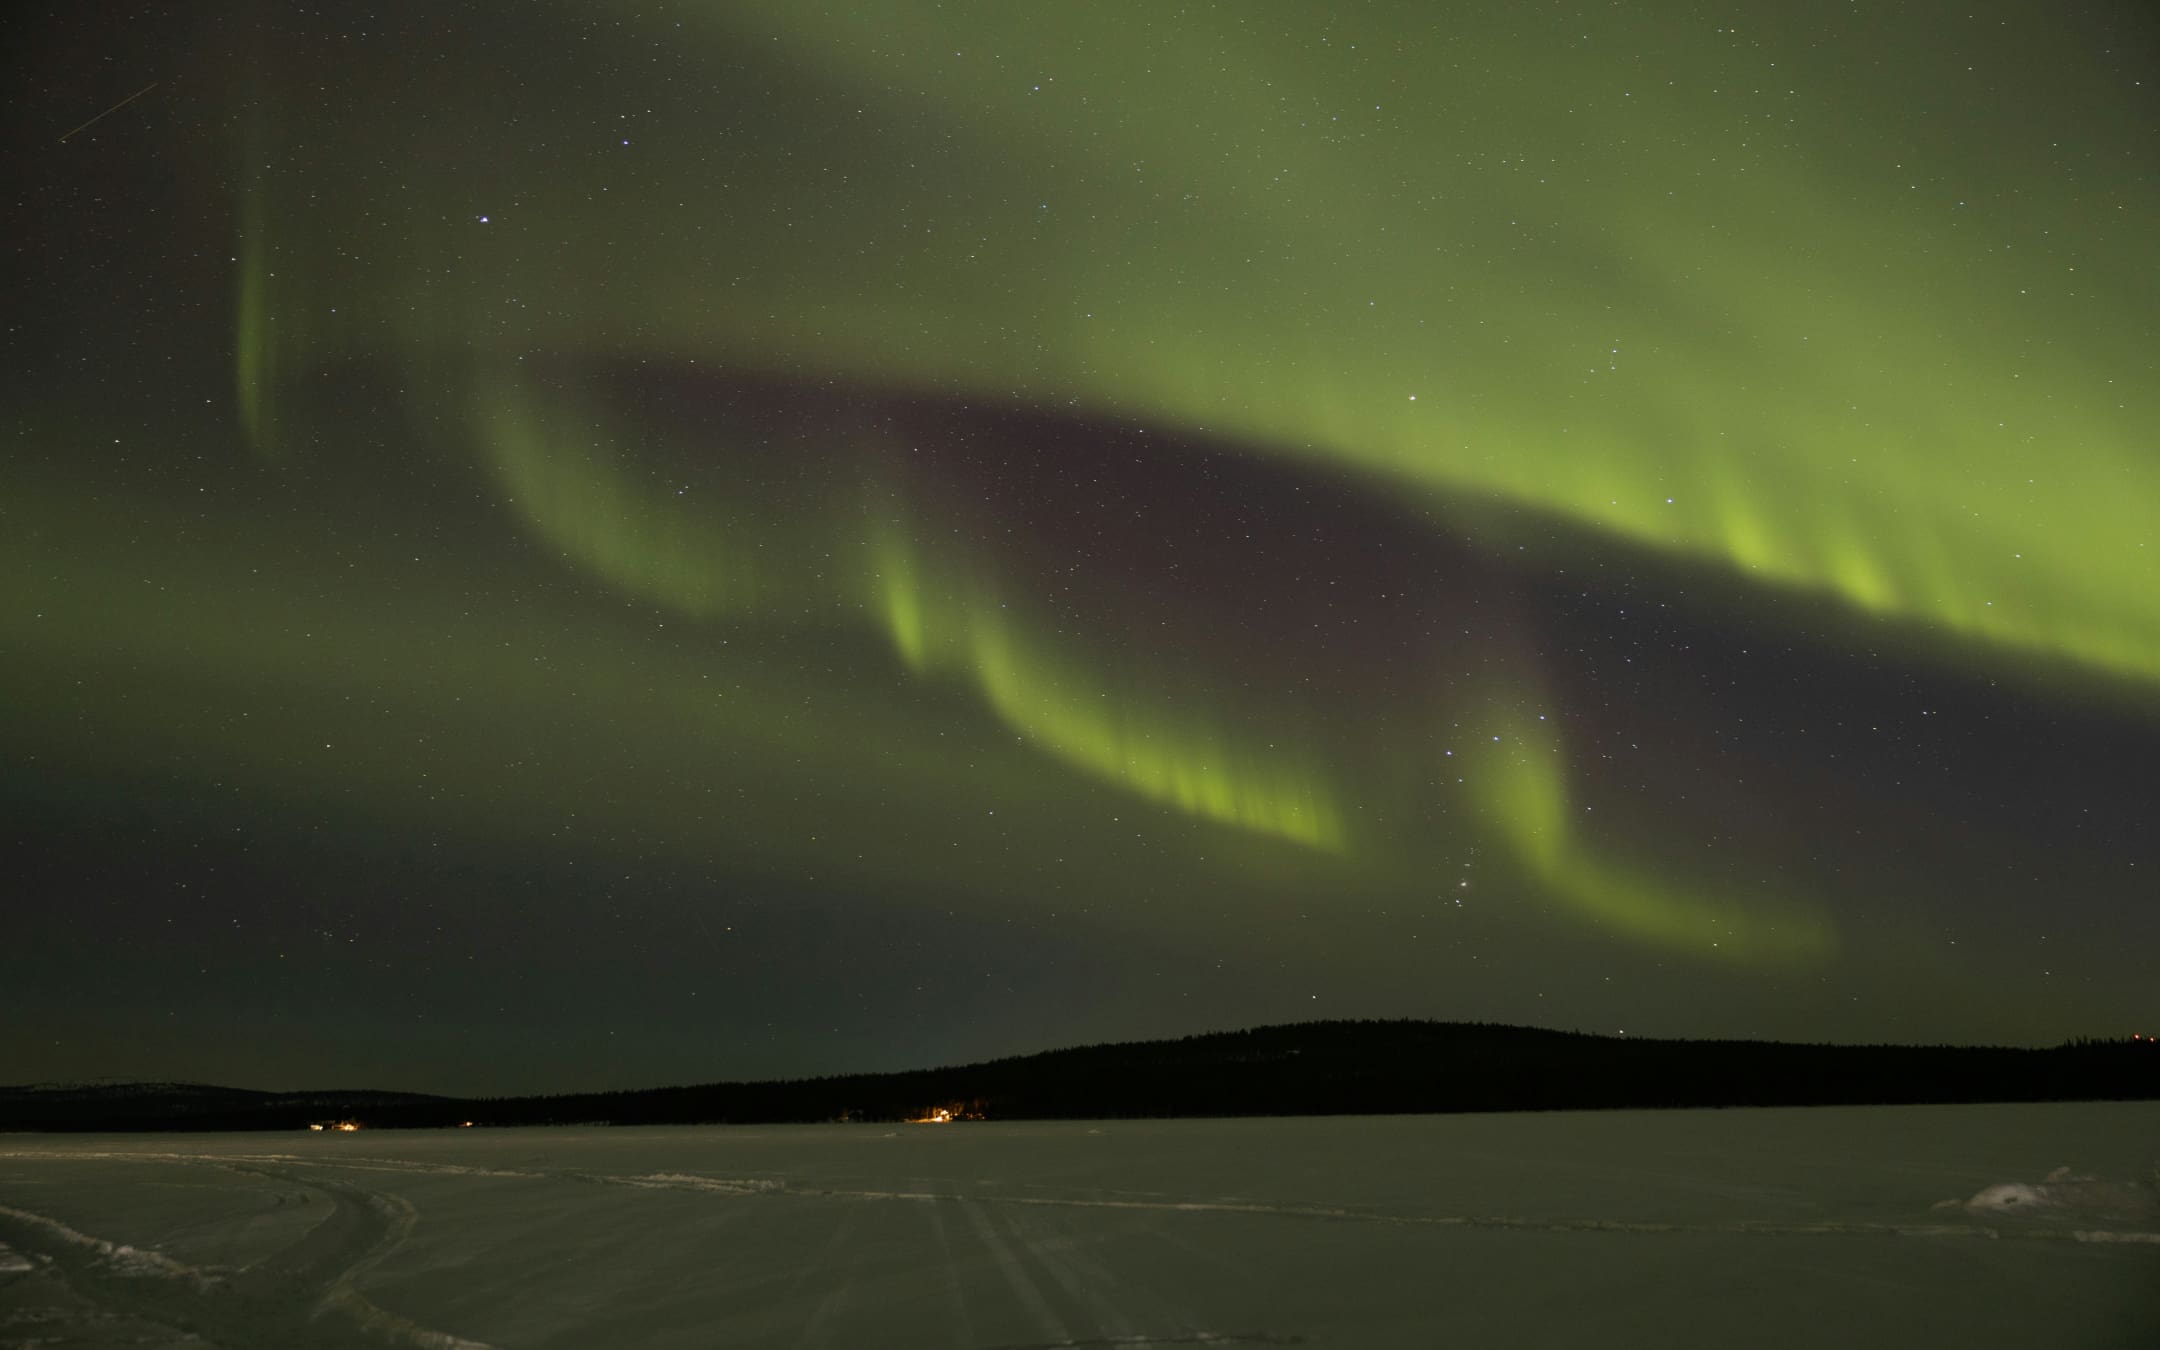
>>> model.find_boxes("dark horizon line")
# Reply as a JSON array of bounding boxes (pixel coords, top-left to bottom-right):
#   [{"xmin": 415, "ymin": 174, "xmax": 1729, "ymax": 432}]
[{"xmin": 6, "ymin": 1016, "xmax": 2155, "ymax": 1107}]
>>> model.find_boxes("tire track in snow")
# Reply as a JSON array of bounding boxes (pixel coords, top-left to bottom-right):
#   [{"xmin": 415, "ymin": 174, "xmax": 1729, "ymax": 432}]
[
  {"xmin": 961, "ymin": 1195, "xmax": 1079, "ymax": 1346},
  {"xmin": 7, "ymin": 1147, "xmax": 2154, "ymax": 1246},
  {"xmin": 780, "ymin": 1201, "xmax": 860, "ymax": 1349},
  {"xmin": 921, "ymin": 1178, "xmax": 978, "ymax": 1348},
  {"xmin": 998, "ymin": 1198, "xmax": 1173, "ymax": 1344},
  {"xmin": 0, "ymin": 1166, "xmax": 495, "ymax": 1349}
]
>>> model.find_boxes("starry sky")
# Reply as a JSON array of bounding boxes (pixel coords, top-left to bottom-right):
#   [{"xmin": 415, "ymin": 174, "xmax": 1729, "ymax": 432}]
[{"xmin": 5, "ymin": 1, "xmax": 2156, "ymax": 1095}]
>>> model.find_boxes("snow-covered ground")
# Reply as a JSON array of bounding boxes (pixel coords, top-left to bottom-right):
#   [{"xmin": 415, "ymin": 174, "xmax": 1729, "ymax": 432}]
[{"xmin": 1, "ymin": 1102, "xmax": 2154, "ymax": 1348}]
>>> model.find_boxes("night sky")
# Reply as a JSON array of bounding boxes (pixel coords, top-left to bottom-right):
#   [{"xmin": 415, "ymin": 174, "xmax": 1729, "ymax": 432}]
[{"xmin": 6, "ymin": 2, "xmax": 2156, "ymax": 1095}]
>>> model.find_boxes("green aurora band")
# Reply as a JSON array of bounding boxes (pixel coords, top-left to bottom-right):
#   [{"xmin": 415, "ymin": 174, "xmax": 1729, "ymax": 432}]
[
  {"xmin": 474, "ymin": 371, "xmax": 1348, "ymax": 851},
  {"xmin": 238, "ymin": 2, "xmax": 2157, "ymax": 687},
  {"xmin": 16, "ymin": 0, "xmax": 2143, "ymax": 981},
  {"xmin": 467, "ymin": 367, "xmax": 1830, "ymax": 958}
]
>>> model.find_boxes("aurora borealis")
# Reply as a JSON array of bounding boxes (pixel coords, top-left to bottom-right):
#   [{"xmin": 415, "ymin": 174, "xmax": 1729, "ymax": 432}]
[{"xmin": 5, "ymin": 2, "xmax": 2156, "ymax": 1094}]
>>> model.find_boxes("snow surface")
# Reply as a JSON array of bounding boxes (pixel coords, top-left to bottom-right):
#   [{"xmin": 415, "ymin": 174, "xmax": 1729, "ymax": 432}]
[{"xmin": 0, "ymin": 1102, "xmax": 2154, "ymax": 1348}]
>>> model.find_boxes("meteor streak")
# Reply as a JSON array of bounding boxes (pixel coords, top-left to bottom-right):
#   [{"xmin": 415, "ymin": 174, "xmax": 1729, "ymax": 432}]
[{"xmin": 57, "ymin": 81, "xmax": 160, "ymax": 143}]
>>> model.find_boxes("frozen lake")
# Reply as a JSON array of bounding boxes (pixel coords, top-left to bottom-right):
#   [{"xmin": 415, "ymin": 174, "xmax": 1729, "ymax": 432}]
[{"xmin": 2, "ymin": 1103, "xmax": 2155, "ymax": 1348}]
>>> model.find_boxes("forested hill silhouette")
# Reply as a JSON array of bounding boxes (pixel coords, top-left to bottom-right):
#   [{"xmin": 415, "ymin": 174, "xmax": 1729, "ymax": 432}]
[{"xmin": 5, "ymin": 1020, "xmax": 2155, "ymax": 1132}]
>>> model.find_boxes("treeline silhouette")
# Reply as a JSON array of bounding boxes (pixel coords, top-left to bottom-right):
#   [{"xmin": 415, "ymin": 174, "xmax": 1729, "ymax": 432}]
[{"xmin": 4, "ymin": 1021, "xmax": 2155, "ymax": 1133}]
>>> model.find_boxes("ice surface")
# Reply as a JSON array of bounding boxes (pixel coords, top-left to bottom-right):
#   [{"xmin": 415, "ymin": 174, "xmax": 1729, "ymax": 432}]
[{"xmin": 0, "ymin": 1102, "xmax": 2154, "ymax": 1348}]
